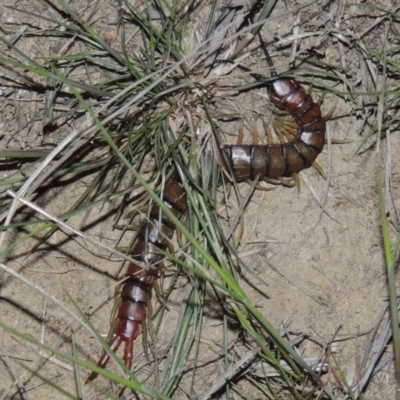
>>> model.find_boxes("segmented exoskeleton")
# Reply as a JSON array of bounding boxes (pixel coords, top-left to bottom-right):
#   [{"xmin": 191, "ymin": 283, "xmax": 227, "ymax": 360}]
[
  {"xmin": 223, "ymin": 78, "xmax": 327, "ymax": 182},
  {"xmin": 89, "ymin": 79, "xmax": 329, "ymax": 381},
  {"xmin": 88, "ymin": 176, "xmax": 187, "ymax": 381}
]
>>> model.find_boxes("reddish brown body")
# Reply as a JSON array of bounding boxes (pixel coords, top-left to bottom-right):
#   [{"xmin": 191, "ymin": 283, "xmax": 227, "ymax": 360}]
[
  {"xmin": 223, "ymin": 78, "xmax": 326, "ymax": 180},
  {"xmin": 88, "ymin": 177, "xmax": 187, "ymax": 381},
  {"xmin": 89, "ymin": 79, "xmax": 325, "ymax": 381}
]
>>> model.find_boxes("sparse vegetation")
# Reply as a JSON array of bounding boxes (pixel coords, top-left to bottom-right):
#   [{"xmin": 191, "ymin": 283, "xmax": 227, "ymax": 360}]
[{"xmin": 1, "ymin": 1, "xmax": 400, "ymax": 399}]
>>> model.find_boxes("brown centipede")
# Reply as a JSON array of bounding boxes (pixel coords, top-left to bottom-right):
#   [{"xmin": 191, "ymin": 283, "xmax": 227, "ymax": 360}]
[
  {"xmin": 88, "ymin": 79, "xmax": 329, "ymax": 381},
  {"xmin": 87, "ymin": 176, "xmax": 187, "ymax": 382},
  {"xmin": 223, "ymin": 78, "xmax": 328, "ymax": 183}
]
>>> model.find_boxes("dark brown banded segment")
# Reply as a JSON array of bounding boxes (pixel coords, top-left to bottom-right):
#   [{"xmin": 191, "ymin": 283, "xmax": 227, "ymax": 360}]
[
  {"xmin": 283, "ymin": 145, "xmax": 306, "ymax": 175},
  {"xmin": 88, "ymin": 176, "xmax": 187, "ymax": 382},
  {"xmin": 162, "ymin": 178, "xmax": 188, "ymax": 213},
  {"xmin": 224, "ymin": 140, "xmax": 321, "ymax": 180},
  {"xmin": 293, "ymin": 140, "xmax": 318, "ymax": 167},
  {"xmin": 266, "ymin": 147, "xmax": 285, "ymax": 178},
  {"xmin": 300, "ymin": 129, "xmax": 325, "ymax": 152},
  {"xmin": 250, "ymin": 146, "xmax": 267, "ymax": 178},
  {"xmin": 223, "ymin": 78, "xmax": 327, "ymax": 183}
]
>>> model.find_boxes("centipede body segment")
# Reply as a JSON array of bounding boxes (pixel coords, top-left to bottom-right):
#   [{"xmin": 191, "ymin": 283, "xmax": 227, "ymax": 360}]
[
  {"xmin": 223, "ymin": 78, "xmax": 327, "ymax": 182},
  {"xmin": 87, "ymin": 177, "xmax": 187, "ymax": 382}
]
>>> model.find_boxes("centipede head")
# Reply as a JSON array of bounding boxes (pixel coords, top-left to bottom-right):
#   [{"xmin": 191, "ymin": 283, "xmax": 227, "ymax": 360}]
[{"xmin": 266, "ymin": 78, "xmax": 298, "ymax": 108}]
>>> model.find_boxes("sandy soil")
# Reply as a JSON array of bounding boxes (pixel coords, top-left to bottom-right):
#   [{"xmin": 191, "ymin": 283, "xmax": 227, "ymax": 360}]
[{"xmin": 0, "ymin": 0, "xmax": 398, "ymax": 399}]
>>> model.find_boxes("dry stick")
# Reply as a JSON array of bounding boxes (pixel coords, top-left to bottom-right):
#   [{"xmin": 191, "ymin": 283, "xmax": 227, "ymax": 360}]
[
  {"xmin": 0, "ymin": 262, "xmax": 95, "ymax": 345},
  {"xmin": 33, "ymin": 349, "xmax": 73, "ymax": 373},
  {"xmin": 250, "ymin": 356, "xmax": 328, "ymax": 378},
  {"xmin": 201, "ymin": 347, "xmax": 329, "ymax": 400},
  {"xmin": 35, "ymin": 298, "xmax": 74, "ymax": 373},
  {"xmin": 0, "ymin": 126, "xmax": 84, "ymax": 250},
  {"xmin": 0, "ymin": 356, "xmax": 31, "ymax": 400},
  {"xmin": 276, "ymin": 31, "xmax": 327, "ymax": 48},
  {"xmin": 311, "ymin": 263, "xmax": 342, "ymax": 290},
  {"xmin": 265, "ymin": 257, "xmax": 328, "ymax": 307},
  {"xmin": 351, "ymin": 304, "xmax": 394, "ymax": 398},
  {"xmin": 300, "ymin": 179, "xmax": 339, "ymax": 226},
  {"xmin": 289, "ymin": 12, "xmax": 301, "ymax": 66},
  {"xmin": 319, "ymin": 123, "xmax": 333, "ymax": 218},
  {"xmin": 0, "ymin": 261, "xmax": 118, "ymax": 385},
  {"xmin": 301, "ymin": 126, "xmax": 339, "ymax": 225},
  {"xmin": 201, "ymin": 347, "xmax": 260, "ymax": 400},
  {"xmin": 5, "ymin": 190, "xmax": 144, "ymax": 268},
  {"xmin": 225, "ymin": 179, "xmax": 257, "ymax": 241},
  {"xmin": 39, "ymin": 298, "xmax": 47, "ymax": 363}
]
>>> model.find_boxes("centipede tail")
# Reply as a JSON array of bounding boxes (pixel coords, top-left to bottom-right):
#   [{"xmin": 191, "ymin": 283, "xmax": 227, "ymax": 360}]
[
  {"xmin": 223, "ymin": 78, "xmax": 327, "ymax": 182},
  {"xmin": 87, "ymin": 176, "xmax": 187, "ymax": 382}
]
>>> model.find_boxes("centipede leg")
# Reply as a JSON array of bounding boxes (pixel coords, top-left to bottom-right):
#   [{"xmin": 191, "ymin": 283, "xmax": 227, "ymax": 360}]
[
  {"xmin": 264, "ymin": 176, "xmax": 296, "ymax": 187},
  {"xmin": 315, "ymin": 90, "xmax": 336, "ymax": 123},
  {"xmin": 292, "ymin": 173, "xmax": 300, "ymax": 191},
  {"xmin": 246, "ymin": 179, "xmax": 276, "ymax": 191},
  {"xmin": 329, "ymin": 137, "xmax": 348, "ymax": 144},
  {"xmin": 123, "ymin": 340, "xmax": 134, "ymax": 371},
  {"xmin": 153, "ymin": 278, "xmax": 170, "ymax": 311},
  {"xmin": 270, "ymin": 107, "xmax": 290, "ymax": 116},
  {"xmin": 87, "ymin": 335, "xmax": 124, "ymax": 382},
  {"xmin": 316, "ymin": 91, "xmax": 325, "ymax": 107},
  {"xmin": 251, "ymin": 122, "xmax": 259, "ymax": 145},
  {"xmin": 237, "ymin": 123, "xmax": 244, "ymax": 145},
  {"xmin": 273, "ymin": 115, "xmax": 299, "ymax": 142},
  {"xmin": 141, "ymin": 300, "xmax": 155, "ymax": 360},
  {"xmin": 279, "ymin": 177, "xmax": 297, "ymax": 187},
  {"xmin": 323, "ymin": 102, "xmax": 336, "ymax": 122},
  {"xmin": 311, "ymin": 161, "xmax": 327, "ymax": 179},
  {"xmin": 261, "ymin": 117, "xmax": 274, "ymax": 145},
  {"xmin": 311, "ymin": 87, "xmax": 334, "ymax": 124}
]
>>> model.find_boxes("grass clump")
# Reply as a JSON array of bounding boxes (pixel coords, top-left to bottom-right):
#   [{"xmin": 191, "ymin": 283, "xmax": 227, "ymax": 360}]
[{"xmin": 1, "ymin": 1, "xmax": 400, "ymax": 399}]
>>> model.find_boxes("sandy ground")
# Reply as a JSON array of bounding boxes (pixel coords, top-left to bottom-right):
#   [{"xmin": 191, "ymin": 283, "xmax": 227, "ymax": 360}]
[{"xmin": 0, "ymin": 0, "xmax": 398, "ymax": 399}]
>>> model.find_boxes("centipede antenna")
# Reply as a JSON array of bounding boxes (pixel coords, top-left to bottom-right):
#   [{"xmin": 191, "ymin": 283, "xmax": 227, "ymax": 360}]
[
  {"xmin": 257, "ymin": 31, "xmax": 277, "ymax": 77},
  {"xmin": 237, "ymin": 64, "xmax": 265, "ymax": 83}
]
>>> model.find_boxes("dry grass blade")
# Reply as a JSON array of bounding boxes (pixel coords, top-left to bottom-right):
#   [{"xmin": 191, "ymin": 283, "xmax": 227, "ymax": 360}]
[
  {"xmin": 201, "ymin": 347, "xmax": 260, "ymax": 400},
  {"xmin": 1, "ymin": 355, "xmax": 31, "ymax": 400},
  {"xmin": 5, "ymin": 190, "xmax": 146, "ymax": 267},
  {"xmin": 1, "ymin": 0, "xmax": 399, "ymax": 399}
]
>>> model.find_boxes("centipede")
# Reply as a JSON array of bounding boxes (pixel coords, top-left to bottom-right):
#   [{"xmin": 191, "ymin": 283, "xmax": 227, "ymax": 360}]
[
  {"xmin": 223, "ymin": 77, "xmax": 328, "ymax": 184},
  {"xmin": 87, "ymin": 176, "xmax": 187, "ymax": 382},
  {"xmin": 88, "ymin": 77, "xmax": 328, "ymax": 381}
]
